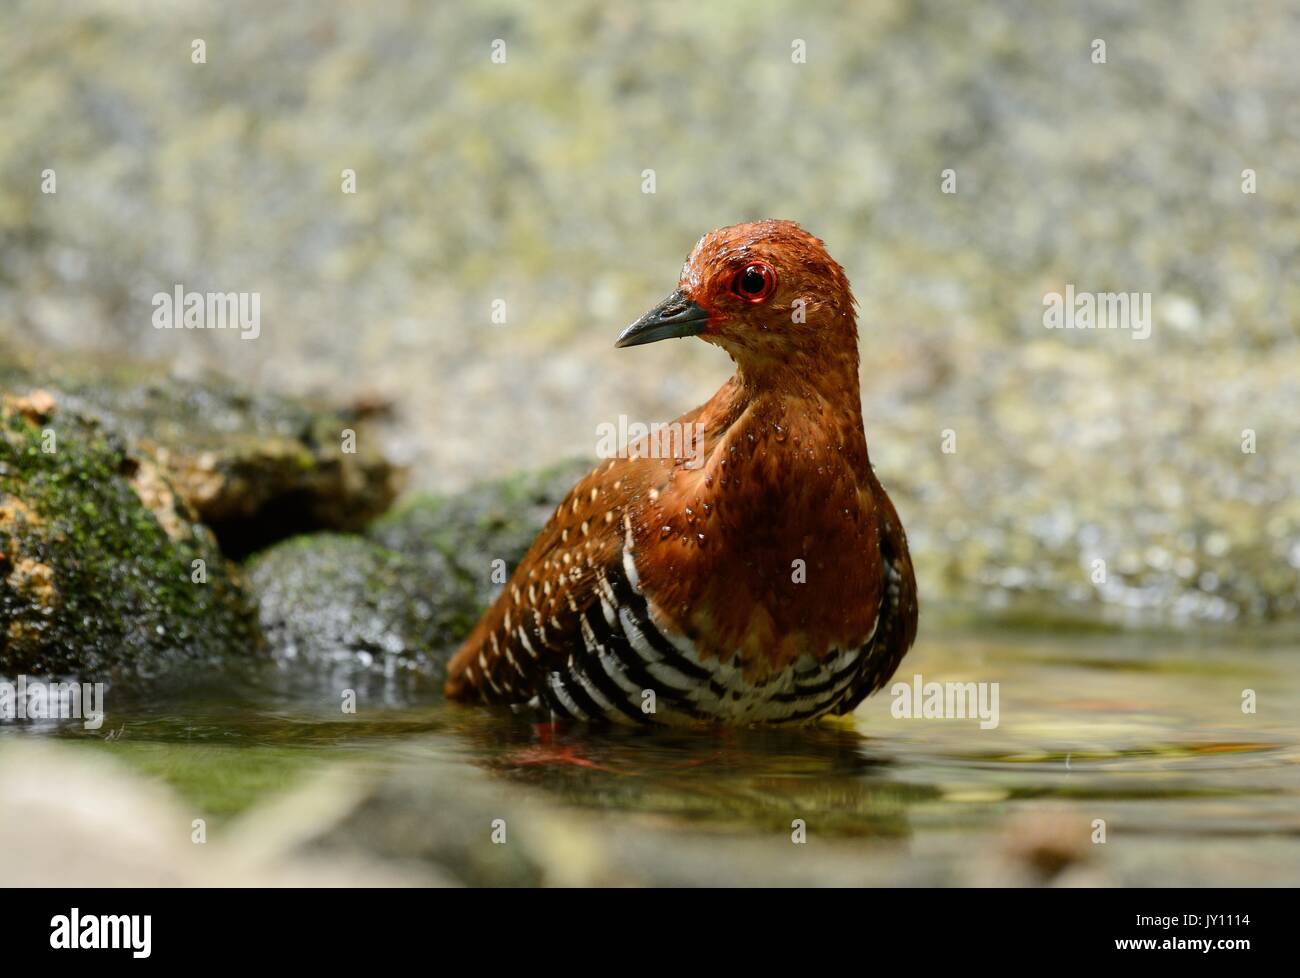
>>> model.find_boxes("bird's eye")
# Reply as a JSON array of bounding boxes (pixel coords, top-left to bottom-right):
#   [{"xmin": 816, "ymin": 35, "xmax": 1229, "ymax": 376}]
[{"xmin": 731, "ymin": 262, "xmax": 776, "ymax": 303}]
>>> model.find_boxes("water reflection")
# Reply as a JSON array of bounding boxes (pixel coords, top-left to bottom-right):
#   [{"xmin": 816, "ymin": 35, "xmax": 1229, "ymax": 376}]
[{"xmin": 8, "ymin": 629, "xmax": 1297, "ymax": 863}]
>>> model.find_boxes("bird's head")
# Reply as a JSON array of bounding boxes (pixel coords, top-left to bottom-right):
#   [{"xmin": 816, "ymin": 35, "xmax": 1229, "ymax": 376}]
[{"xmin": 615, "ymin": 220, "xmax": 858, "ymax": 376}]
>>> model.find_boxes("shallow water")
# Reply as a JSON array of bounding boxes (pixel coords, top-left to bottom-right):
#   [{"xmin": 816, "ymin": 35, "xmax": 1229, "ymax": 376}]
[{"xmin": 8, "ymin": 628, "xmax": 1300, "ymax": 885}]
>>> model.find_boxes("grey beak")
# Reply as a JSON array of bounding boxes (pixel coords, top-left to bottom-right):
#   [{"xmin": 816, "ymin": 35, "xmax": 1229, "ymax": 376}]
[{"xmin": 615, "ymin": 290, "xmax": 710, "ymax": 348}]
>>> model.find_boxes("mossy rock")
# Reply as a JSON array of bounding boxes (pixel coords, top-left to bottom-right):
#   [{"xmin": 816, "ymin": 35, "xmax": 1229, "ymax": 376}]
[
  {"xmin": 0, "ymin": 352, "xmax": 401, "ymax": 558},
  {"xmin": 245, "ymin": 533, "xmax": 469, "ymax": 685},
  {"xmin": 0, "ymin": 391, "xmax": 259, "ymax": 680},
  {"xmin": 244, "ymin": 461, "xmax": 589, "ymax": 685},
  {"xmin": 368, "ymin": 459, "xmax": 590, "ymax": 613}
]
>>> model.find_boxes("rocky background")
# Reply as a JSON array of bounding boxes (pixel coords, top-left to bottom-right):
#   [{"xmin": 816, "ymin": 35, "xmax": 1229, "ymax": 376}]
[
  {"xmin": 2, "ymin": 0, "xmax": 1298, "ymax": 632},
  {"xmin": 2, "ymin": 0, "xmax": 1298, "ymax": 892}
]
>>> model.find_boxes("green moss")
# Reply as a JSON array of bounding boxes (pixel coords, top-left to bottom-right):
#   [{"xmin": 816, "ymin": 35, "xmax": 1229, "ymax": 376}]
[
  {"xmin": 0, "ymin": 352, "xmax": 399, "ymax": 558},
  {"xmin": 90, "ymin": 740, "xmax": 326, "ymax": 820},
  {"xmin": 0, "ymin": 403, "xmax": 259, "ymax": 680}
]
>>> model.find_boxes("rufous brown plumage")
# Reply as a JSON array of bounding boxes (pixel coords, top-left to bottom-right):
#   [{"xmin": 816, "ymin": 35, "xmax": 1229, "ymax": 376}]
[{"xmin": 445, "ymin": 220, "xmax": 917, "ymax": 725}]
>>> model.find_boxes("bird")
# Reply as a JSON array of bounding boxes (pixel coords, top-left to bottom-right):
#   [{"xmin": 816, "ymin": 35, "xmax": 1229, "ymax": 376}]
[{"xmin": 445, "ymin": 220, "xmax": 917, "ymax": 725}]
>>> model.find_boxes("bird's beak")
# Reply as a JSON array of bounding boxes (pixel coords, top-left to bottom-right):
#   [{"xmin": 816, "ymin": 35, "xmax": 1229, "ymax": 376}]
[{"xmin": 615, "ymin": 289, "xmax": 710, "ymax": 348}]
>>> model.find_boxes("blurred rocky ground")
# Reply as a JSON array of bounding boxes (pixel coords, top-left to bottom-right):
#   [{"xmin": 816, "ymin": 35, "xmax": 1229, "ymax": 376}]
[
  {"xmin": 5, "ymin": 737, "xmax": 1295, "ymax": 886},
  {"xmin": 2, "ymin": 0, "xmax": 1298, "ymax": 627}
]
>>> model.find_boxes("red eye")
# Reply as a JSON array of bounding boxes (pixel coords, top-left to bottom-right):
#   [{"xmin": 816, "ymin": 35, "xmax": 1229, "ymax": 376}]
[{"xmin": 731, "ymin": 262, "xmax": 776, "ymax": 303}]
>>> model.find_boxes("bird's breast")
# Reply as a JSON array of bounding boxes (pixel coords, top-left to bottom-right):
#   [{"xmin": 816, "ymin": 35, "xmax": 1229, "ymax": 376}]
[
  {"xmin": 624, "ymin": 425, "xmax": 885, "ymax": 679},
  {"xmin": 527, "ymin": 528, "xmax": 878, "ymax": 725}
]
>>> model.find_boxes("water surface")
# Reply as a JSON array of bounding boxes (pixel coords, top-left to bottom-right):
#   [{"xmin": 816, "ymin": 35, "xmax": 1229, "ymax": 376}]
[{"xmin": 10, "ymin": 628, "xmax": 1299, "ymax": 885}]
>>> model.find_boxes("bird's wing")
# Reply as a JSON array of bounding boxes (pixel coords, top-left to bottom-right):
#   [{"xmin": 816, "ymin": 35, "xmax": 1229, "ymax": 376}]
[
  {"xmin": 444, "ymin": 458, "xmax": 644, "ymax": 716},
  {"xmin": 834, "ymin": 480, "xmax": 918, "ymax": 714}
]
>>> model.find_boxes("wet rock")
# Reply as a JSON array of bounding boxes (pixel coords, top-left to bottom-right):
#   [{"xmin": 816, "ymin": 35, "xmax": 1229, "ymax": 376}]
[
  {"xmin": 244, "ymin": 462, "xmax": 588, "ymax": 687},
  {"xmin": 0, "ymin": 353, "xmax": 401, "ymax": 558},
  {"xmin": 368, "ymin": 459, "xmax": 589, "ymax": 613},
  {"xmin": 0, "ymin": 390, "xmax": 258, "ymax": 680},
  {"xmin": 245, "ymin": 533, "xmax": 467, "ymax": 685}
]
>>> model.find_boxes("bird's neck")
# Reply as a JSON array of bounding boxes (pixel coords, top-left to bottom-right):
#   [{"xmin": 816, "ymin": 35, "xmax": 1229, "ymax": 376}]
[
  {"xmin": 639, "ymin": 337, "xmax": 874, "ymax": 663},
  {"xmin": 706, "ymin": 344, "xmax": 863, "ymax": 434}
]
